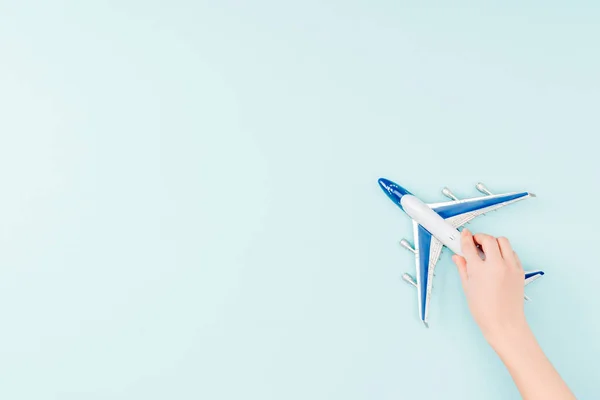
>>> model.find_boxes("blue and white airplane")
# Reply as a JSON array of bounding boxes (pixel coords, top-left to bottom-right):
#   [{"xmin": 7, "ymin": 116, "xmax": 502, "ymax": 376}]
[{"xmin": 378, "ymin": 178, "xmax": 545, "ymax": 327}]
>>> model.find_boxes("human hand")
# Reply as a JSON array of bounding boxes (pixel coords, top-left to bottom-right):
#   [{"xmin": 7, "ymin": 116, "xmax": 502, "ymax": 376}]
[
  {"xmin": 453, "ymin": 230, "xmax": 576, "ymax": 399},
  {"xmin": 452, "ymin": 229, "xmax": 529, "ymax": 345}
]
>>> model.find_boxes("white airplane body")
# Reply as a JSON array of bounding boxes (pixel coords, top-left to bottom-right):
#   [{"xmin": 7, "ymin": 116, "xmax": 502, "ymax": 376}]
[{"xmin": 378, "ymin": 179, "xmax": 545, "ymax": 327}]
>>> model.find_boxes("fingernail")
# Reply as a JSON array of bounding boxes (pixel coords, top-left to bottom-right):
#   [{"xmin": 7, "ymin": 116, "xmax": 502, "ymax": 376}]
[{"xmin": 462, "ymin": 229, "xmax": 470, "ymax": 236}]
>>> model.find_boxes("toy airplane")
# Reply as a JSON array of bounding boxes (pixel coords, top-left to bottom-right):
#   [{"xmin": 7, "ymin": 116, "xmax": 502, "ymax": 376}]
[{"xmin": 378, "ymin": 178, "xmax": 545, "ymax": 327}]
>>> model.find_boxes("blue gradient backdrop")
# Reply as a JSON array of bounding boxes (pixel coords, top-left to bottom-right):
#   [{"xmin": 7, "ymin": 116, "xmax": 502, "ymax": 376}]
[{"xmin": 1, "ymin": 2, "xmax": 598, "ymax": 399}]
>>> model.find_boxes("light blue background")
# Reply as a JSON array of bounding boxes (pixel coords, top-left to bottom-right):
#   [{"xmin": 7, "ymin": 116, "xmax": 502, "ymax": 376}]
[{"xmin": 1, "ymin": 2, "xmax": 598, "ymax": 399}]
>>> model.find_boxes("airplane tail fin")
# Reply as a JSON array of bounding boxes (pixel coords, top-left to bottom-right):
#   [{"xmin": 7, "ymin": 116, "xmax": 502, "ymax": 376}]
[{"xmin": 524, "ymin": 270, "xmax": 544, "ymax": 286}]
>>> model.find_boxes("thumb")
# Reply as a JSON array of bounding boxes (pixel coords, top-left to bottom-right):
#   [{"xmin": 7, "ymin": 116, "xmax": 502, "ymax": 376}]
[{"xmin": 452, "ymin": 255, "xmax": 469, "ymax": 290}]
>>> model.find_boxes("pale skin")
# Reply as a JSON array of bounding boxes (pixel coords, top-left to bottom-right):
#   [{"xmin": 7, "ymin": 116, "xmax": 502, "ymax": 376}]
[{"xmin": 452, "ymin": 229, "xmax": 576, "ymax": 400}]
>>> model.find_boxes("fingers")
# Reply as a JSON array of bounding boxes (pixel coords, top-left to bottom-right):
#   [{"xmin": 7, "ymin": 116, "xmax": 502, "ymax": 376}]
[
  {"xmin": 473, "ymin": 233, "xmax": 501, "ymax": 260},
  {"xmin": 497, "ymin": 237, "xmax": 518, "ymax": 267},
  {"xmin": 493, "ymin": 236, "xmax": 522, "ymax": 271},
  {"xmin": 513, "ymin": 251, "xmax": 523, "ymax": 270},
  {"xmin": 452, "ymin": 255, "xmax": 468, "ymax": 290},
  {"xmin": 460, "ymin": 229, "xmax": 480, "ymax": 261}
]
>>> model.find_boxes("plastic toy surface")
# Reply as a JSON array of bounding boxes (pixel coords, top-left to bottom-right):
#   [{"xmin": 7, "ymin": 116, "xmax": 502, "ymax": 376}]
[{"xmin": 378, "ymin": 178, "xmax": 544, "ymax": 327}]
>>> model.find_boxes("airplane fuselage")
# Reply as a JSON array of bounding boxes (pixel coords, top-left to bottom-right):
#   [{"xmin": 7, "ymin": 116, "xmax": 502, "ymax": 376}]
[
  {"xmin": 377, "ymin": 179, "xmax": 464, "ymax": 255},
  {"xmin": 400, "ymin": 195, "xmax": 464, "ymax": 256}
]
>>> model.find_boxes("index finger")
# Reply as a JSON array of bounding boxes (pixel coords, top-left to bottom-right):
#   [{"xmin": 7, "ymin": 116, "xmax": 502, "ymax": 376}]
[
  {"xmin": 473, "ymin": 233, "xmax": 502, "ymax": 260},
  {"xmin": 460, "ymin": 229, "xmax": 480, "ymax": 262}
]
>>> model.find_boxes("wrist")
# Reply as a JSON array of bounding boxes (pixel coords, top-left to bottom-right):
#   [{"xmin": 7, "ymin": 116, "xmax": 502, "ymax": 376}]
[{"xmin": 483, "ymin": 319, "xmax": 533, "ymax": 353}]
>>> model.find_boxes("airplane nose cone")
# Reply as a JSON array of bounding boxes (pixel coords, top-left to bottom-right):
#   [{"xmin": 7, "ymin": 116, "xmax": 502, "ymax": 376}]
[
  {"xmin": 378, "ymin": 178, "xmax": 411, "ymax": 208},
  {"xmin": 378, "ymin": 178, "xmax": 392, "ymax": 192}
]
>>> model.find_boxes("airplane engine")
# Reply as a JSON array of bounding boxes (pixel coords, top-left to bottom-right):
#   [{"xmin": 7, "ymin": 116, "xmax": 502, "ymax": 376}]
[
  {"xmin": 402, "ymin": 273, "xmax": 417, "ymax": 287},
  {"xmin": 476, "ymin": 182, "xmax": 493, "ymax": 195},
  {"xmin": 442, "ymin": 187, "xmax": 458, "ymax": 200},
  {"xmin": 399, "ymin": 239, "xmax": 415, "ymax": 253}
]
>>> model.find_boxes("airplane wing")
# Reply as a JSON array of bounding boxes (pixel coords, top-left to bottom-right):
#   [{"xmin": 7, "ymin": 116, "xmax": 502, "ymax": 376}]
[
  {"xmin": 429, "ymin": 190, "xmax": 544, "ymax": 288},
  {"xmin": 413, "ymin": 220, "xmax": 444, "ymax": 327},
  {"xmin": 428, "ymin": 191, "xmax": 535, "ymax": 229}
]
